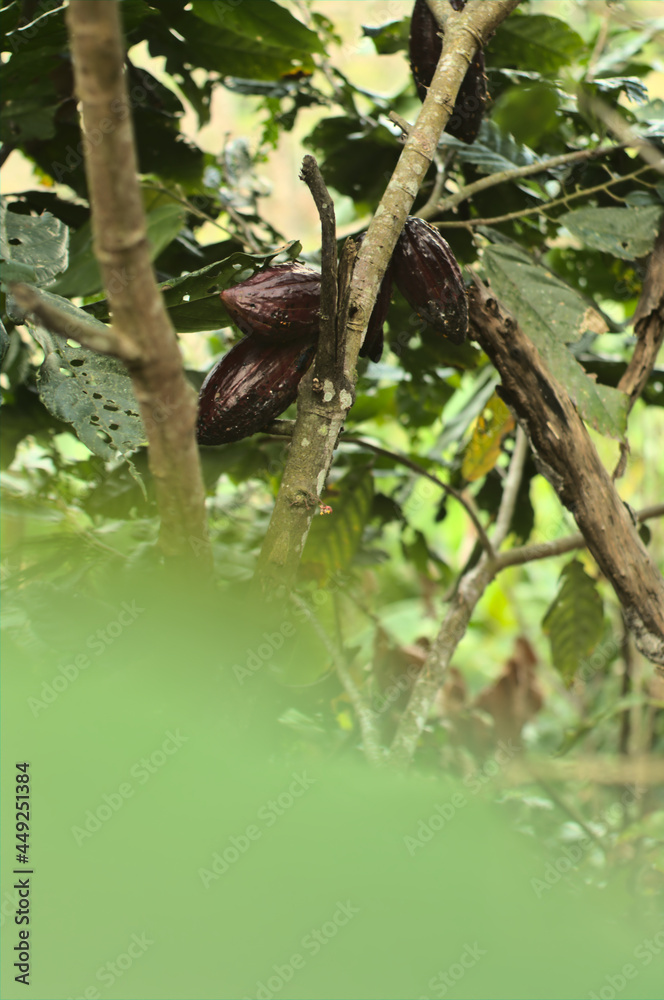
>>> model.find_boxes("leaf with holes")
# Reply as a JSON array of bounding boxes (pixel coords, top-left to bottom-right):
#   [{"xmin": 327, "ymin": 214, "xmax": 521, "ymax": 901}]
[
  {"xmin": 0, "ymin": 199, "xmax": 68, "ymax": 308},
  {"xmin": 542, "ymin": 560, "xmax": 604, "ymax": 687},
  {"xmin": 29, "ymin": 293, "xmax": 145, "ymax": 460},
  {"xmin": 558, "ymin": 206, "xmax": 662, "ymax": 261}
]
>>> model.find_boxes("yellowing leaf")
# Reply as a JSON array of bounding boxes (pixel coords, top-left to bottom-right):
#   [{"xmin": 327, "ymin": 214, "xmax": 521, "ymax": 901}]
[{"xmin": 462, "ymin": 394, "xmax": 515, "ymax": 481}]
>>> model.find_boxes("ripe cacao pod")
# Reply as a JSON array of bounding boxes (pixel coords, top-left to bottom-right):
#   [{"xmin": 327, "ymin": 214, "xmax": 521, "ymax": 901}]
[
  {"xmin": 220, "ymin": 262, "xmax": 321, "ymax": 341},
  {"xmin": 359, "ymin": 264, "xmax": 393, "ymax": 363},
  {"xmin": 409, "ymin": 0, "xmax": 487, "ymax": 144},
  {"xmin": 393, "ymin": 217, "xmax": 468, "ymax": 345},
  {"xmin": 196, "ymin": 334, "xmax": 316, "ymax": 445},
  {"xmin": 354, "ymin": 234, "xmax": 394, "ymax": 363}
]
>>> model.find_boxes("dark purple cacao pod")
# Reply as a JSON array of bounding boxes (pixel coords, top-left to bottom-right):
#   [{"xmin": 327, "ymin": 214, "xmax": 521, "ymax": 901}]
[
  {"xmin": 220, "ymin": 262, "xmax": 321, "ymax": 341},
  {"xmin": 409, "ymin": 0, "xmax": 487, "ymax": 144},
  {"xmin": 197, "ymin": 335, "xmax": 316, "ymax": 445},
  {"xmin": 359, "ymin": 264, "xmax": 393, "ymax": 363},
  {"xmin": 354, "ymin": 234, "xmax": 394, "ymax": 363},
  {"xmin": 393, "ymin": 217, "xmax": 468, "ymax": 345}
]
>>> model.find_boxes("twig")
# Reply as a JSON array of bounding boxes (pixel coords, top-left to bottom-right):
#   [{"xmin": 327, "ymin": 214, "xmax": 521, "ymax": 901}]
[
  {"xmin": 300, "ymin": 155, "xmax": 339, "ymax": 381},
  {"xmin": 387, "ymin": 554, "xmax": 495, "ymax": 768},
  {"xmin": 388, "ymin": 111, "xmax": 413, "ymax": 138},
  {"xmin": 492, "ymin": 503, "xmax": 664, "ymax": 571},
  {"xmin": 436, "ymin": 165, "xmax": 653, "ymax": 229},
  {"xmin": 9, "ymin": 282, "xmax": 141, "ymax": 361},
  {"xmin": 342, "ymin": 435, "xmax": 494, "ymax": 557},
  {"xmin": 582, "ymin": 94, "xmax": 664, "ymax": 175},
  {"xmin": 421, "ymin": 145, "xmax": 625, "ymax": 219},
  {"xmin": 617, "ymin": 214, "xmax": 664, "ymax": 411},
  {"xmin": 530, "ymin": 773, "xmax": 607, "ymax": 853},
  {"xmin": 290, "ymin": 593, "xmax": 385, "ymax": 765},
  {"xmin": 493, "ymin": 425, "xmax": 528, "ymax": 548},
  {"xmin": 504, "ymin": 754, "xmax": 664, "ymax": 786}
]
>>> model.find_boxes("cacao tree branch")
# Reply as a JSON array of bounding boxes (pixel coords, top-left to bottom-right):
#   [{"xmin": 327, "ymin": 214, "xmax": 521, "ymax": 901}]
[
  {"xmin": 9, "ymin": 283, "xmax": 140, "ymax": 361},
  {"xmin": 436, "ymin": 164, "xmax": 654, "ymax": 228},
  {"xmin": 492, "ymin": 425, "xmax": 529, "ymax": 548},
  {"xmin": 420, "ymin": 144, "xmax": 625, "ymax": 219},
  {"xmin": 256, "ymin": 0, "xmax": 521, "ymax": 598},
  {"xmin": 387, "ymin": 553, "xmax": 496, "ymax": 768},
  {"xmin": 386, "ymin": 427, "xmax": 531, "ymax": 768},
  {"xmin": 468, "ymin": 276, "xmax": 664, "ymax": 666},
  {"xmin": 617, "ymin": 214, "xmax": 664, "ymax": 411},
  {"xmin": 493, "ymin": 503, "xmax": 664, "ymax": 572},
  {"xmin": 290, "ymin": 594, "xmax": 384, "ymax": 765},
  {"xmin": 299, "ymin": 155, "xmax": 338, "ymax": 382},
  {"xmin": 65, "ymin": 1, "xmax": 211, "ymax": 569}
]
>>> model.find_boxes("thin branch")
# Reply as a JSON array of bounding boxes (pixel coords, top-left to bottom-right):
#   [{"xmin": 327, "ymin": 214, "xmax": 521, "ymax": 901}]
[
  {"xmin": 9, "ymin": 282, "xmax": 141, "ymax": 361},
  {"xmin": 342, "ymin": 435, "xmax": 494, "ymax": 557},
  {"xmin": 436, "ymin": 165, "xmax": 653, "ymax": 229},
  {"xmin": 299, "ymin": 155, "xmax": 338, "ymax": 381},
  {"xmin": 65, "ymin": 1, "xmax": 211, "ymax": 569},
  {"xmin": 420, "ymin": 144, "xmax": 625, "ymax": 219},
  {"xmin": 387, "ymin": 554, "xmax": 495, "ymax": 768},
  {"xmin": 290, "ymin": 593, "xmax": 385, "ymax": 765},
  {"xmin": 504, "ymin": 754, "xmax": 664, "ymax": 786},
  {"xmin": 530, "ymin": 773, "xmax": 607, "ymax": 853},
  {"xmin": 493, "ymin": 425, "xmax": 528, "ymax": 548},
  {"xmin": 583, "ymin": 95, "xmax": 664, "ymax": 175},
  {"xmin": 388, "ymin": 111, "xmax": 413, "ymax": 138},
  {"xmin": 617, "ymin": 214, "xmax": 664, "ymax": 411},
  {"xmin": 492, "ymin": 503, "xmax": 664, "ymax": 571}
]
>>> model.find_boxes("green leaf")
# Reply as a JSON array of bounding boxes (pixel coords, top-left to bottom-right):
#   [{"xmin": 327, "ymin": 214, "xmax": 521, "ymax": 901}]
[
  {"xmin": 542, "ymin": 560, "xmax": 605, "ymax": 686},
  {"xmin": 301, "ymin": 466, "xmax": 374, "ymax": 585},
  {"xmin": 490, "ymin": 14, "xmax": 585, "ymax": 74},
  {"xmin": 306, "ymin": 117, "xmax": 400, "ymax": 205},
  {"xmin": 28, "ymin": 293, "xmax": 144, "ymax": 460},
  {"xmin": 0, "ymin": 200, "xmax": 68, "ymax": 286},
  {"xmin": 148, "ymin": 3, "xmax": 321, "ymax": 84},
  {"xmin": 191, "ymin": 0, "xmax": 324, "ymax": 54},
  {"xmin": 482, "ymin": 244, "xmax": 628, "ymax": 439},
  {"xmin": 439, "ymin": 120, "xmax": 540, "ymax": 175},
  {"xmin": 363, "ymin": 18, "xmax": 410, "ymax": 55},
  {"xmin": 558, "ymin": 206, "xmax": 662, "ymax": 260},
  {"xmin": 161, "ymin": 241, "xmax": 302, "ymax": 333},
  {"xmin": 490, "ymin": 82, "xmax": 561, "ymax": 148},
  {"xmin": 50, "ymin": 203, "xmax": 186, "ymax": 299}
]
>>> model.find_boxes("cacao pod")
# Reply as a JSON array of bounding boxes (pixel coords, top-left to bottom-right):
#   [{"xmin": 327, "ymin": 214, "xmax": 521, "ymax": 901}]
[
  {"xmin": 359, "ymin": 264, "xmax": 393, "ymax": 363},
  {"xmin": 220, "ymin": 262, "xmax": 321, "ymax": 341},
  {"xmin": 197, "ymin": 334, "xmax": 316, "ymax": 445},
  {"xmin": 355, "ymin": 234, "xmax": 394, "ymax": 363},
  {"xmin": 409, "ymin": 0, "xmax": 487, "ymax": 144},
  {"xmin": 393, "ymin": 217, "xmax": 468, "ymax": 344}
]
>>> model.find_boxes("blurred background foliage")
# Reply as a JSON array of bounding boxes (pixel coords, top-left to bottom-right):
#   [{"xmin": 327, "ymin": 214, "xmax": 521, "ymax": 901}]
[{"xmin": 2, "ymin": 0, "xmax": 664, "ymax": 949}]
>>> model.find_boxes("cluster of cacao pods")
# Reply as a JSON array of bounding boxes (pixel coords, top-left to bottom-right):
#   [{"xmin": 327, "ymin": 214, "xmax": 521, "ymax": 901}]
[
  {"xmin": 197, "ymin": 220, "xmax": 467, "ymax": 445},
  {"xmin": 196, "ymin": 264, "xmax": 319, "ymax": 445},
  {"xmin": 409, "ymin": 0, "xmax": 487, "ymax": 144}
]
